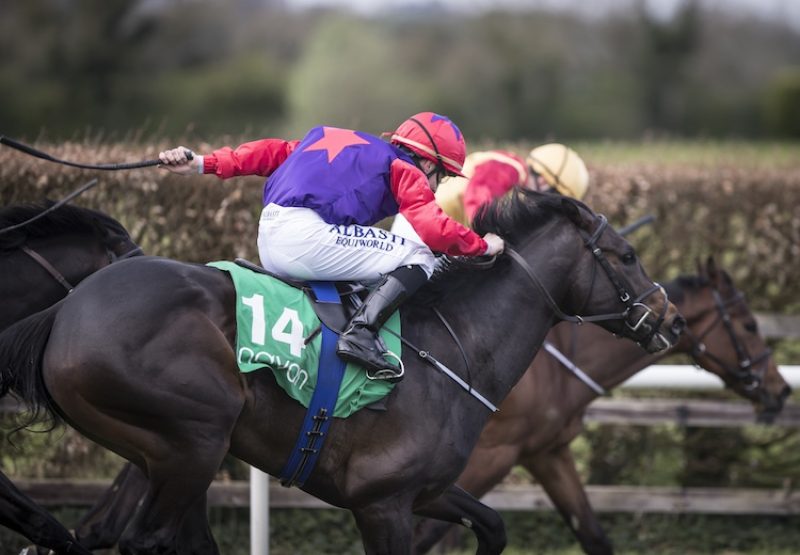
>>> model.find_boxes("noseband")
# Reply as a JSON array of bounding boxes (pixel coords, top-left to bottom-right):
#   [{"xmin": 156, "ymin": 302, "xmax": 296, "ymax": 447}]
[
  {"xmin": 506, "ymin": 214, "xmax": 669, "ymax": 349},
  {"xmin": 685, "ymin": 288, "xmax": 771, "ymax": 391}
]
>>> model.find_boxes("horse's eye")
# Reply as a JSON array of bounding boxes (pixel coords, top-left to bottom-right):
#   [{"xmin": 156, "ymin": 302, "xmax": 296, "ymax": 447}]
[
  {"xmin": 744, "ymin": 320, "xmax": 758, "ymax": 334},
  {"xmin": 621, "ymin": 252, "xmax": 636, "ymax": 265}
]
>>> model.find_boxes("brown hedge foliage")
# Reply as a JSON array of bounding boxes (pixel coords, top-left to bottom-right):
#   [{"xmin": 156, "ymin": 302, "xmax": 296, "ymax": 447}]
[
  {"xmin": 2, "ymin": 142, "xmax": 799, "ymax": 315},
  {"xmin": 587, "ymin": 164, "xmax": 800, "ymax": 314}
]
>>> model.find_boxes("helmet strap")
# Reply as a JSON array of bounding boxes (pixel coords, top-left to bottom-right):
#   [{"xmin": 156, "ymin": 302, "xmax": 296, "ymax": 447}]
[
  {"xmin": 398, "ymin": 143, "xmax": 442, "ymax": 180},
  {"xmin": 529, "ymin": 152, "xmax": 568, "ymax": 191},
  {"xmin": 409, "ymin": 117, "xmax": 448, "ymax": 175}
]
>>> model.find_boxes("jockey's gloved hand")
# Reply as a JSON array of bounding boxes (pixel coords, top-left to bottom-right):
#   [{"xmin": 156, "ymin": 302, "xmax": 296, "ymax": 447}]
[
  {"xmin": 483, "ymin": 233, "xmax": 505, "ymax": 256},
  {"xmin": 158, "ymin": 146, "xmax": 201, "ymax": 175}
]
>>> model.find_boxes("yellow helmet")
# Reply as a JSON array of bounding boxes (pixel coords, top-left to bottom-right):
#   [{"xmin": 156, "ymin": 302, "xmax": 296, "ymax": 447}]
[{"xmin": 526, "ymin": 143, "xmax": 589, "ymax": 200}]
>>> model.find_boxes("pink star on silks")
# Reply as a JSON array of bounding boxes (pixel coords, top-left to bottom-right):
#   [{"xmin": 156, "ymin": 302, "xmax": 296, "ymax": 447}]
[{"xmin": 304, "ymin": 127, "xmax": 370, "ymax": 163}]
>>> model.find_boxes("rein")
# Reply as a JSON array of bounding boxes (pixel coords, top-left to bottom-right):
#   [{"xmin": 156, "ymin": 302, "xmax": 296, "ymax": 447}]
[
  {"xmin": 0, "ymin": 135, "xmax": 191, "ymax": 171},
  {"xmin": 20, "ymin": 246, "xmax": 75, "ymax": 292},
  {"xmin": 543, "ymin": 341, "xmax": 607, "ymax": 396}
]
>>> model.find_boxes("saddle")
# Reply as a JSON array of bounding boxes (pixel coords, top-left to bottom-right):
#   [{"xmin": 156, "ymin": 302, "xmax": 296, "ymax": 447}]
[{"xmin": 234, "ymin": 258, "xmax": 364, "ymax": 333}]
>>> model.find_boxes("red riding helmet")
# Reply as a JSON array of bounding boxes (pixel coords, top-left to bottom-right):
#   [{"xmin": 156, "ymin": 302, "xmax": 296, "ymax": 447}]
[{"xmin": 390, "ymin": 112, "xmax": 466, "ymax": 177}]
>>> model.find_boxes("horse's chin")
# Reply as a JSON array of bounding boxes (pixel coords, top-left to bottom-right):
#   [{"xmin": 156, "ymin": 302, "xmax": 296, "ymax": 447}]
[
  {"xmin": 642, "ymin": 332, "xmax": 674, "ymax": 354},
  {"xmin": 754, "ymin": 395, "xmax": 787, "ymax": 424},
  {"xmin": 756, "ymin": 409, "xmax": 779, "ymax": 425}
]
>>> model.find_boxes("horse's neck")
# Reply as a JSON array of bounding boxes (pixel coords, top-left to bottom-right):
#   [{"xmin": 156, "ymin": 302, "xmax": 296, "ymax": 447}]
[
  {"xmin": 552, "ymin": 323, "xmax": 666, "ymax": 396},
  {"xmin": 669, "ymin": 285, "xmax": 714, "ymax": 356},
  {"xmin": 435, "ymin": 230, "xmax": 579, "ymax": 405}
]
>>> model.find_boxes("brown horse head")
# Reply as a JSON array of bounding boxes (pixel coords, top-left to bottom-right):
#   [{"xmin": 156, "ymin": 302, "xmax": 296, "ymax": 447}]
[{"xmin": 678, "ymin": 255, "xmax": 790, "ymax": 422}]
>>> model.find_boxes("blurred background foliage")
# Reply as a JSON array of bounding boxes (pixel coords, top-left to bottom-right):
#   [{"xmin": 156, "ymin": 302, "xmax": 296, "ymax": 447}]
[{"xmin": 1, "ymin": 0, "xmax": 800, "ymax": 142}]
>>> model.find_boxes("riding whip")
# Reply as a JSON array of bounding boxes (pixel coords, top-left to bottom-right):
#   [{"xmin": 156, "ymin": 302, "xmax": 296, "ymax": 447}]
[
  {"xmin": 618, "ymin": 214, "xmax": 655, "ymax": 237},
  {"xmin": 0, "ymin": 178, "xmax": 100, "ymax": 235},
  {"xmin": 0, "ymin": 135, "xmax": 192, "ymax": 170}
]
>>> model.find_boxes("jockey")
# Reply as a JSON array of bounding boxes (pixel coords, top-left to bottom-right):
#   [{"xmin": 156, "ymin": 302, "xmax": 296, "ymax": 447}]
[
  {"xmin": 526, "ymin": 143, "xmax": 590, "ymax": 201},
  {"xmin": 395, "ymin": 143, "xmax": 590, "ymax": 234},
  {"xmin": 159, "ymin": 112, "xmax": 505, "ymax": 382}
]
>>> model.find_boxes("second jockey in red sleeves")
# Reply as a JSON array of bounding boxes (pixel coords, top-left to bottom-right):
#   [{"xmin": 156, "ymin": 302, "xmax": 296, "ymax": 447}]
[{"xmin": 159, "ymin": 112, "xmax": 504, "ymax": 382}]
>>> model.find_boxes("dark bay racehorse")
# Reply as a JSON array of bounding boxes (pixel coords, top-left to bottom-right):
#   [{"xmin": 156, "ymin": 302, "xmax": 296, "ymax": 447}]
[
  {"xmin": 414, "ymin": 256, "xmax": 791, "ymax": 555},
  {"xmin": 0, "ymin": 202, "xmax": 140, "ymax": 555},
  {"xmin": 0, "ymin": 192, "xmax": 685, "ymax": 554}
]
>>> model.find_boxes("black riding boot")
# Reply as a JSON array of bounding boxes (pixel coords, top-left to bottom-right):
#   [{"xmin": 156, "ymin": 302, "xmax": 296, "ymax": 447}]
[{"xmin": 336, "ymin": 265, "xmax": 427, "ymax": 382}]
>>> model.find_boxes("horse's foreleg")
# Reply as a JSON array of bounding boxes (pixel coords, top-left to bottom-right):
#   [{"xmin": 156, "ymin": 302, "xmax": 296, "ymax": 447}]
[
  {"xmin": 117, "ymin": 446, "xmax": 224, "ymax": 555},
  {"xmin": 413, "ymin": 444, "xmax": 518, "ymax": 554},
  {"xmin": 74, "ymin": 461, "xmax": 147, "ymax": 550},
  {"xmin": 523, "ymin": 445, "xmax": 613, "ymax": 555},
  {"xmin": 413, "ymin": 485, "xmax": 506, "ymax": 555},
  {"xmin": 352, "ymin": 496, "xmax": 416, "ymax": 555}
]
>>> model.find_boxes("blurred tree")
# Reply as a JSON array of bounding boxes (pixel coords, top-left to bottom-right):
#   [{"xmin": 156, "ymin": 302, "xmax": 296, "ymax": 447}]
[
  {"xmin": 680, "ymin": 427, "xmax": 745, "ymax": 487},
  {"xmin": 0, "ymin": 0, "xmax": 157, "ymax": 137},
  {"xmin": 636, "ymin": 0, "xmax": 701, "ymax": 134},
  {"xmin": 763, "ymin": 68, "xmax": 800, "ymax": 137},
  {"xmin": 285, "ymin": 15, "xmax": 430, "ymax": 136},
  {"xmin": 1, "ymin": 2, "xmax": 800, "ymax": 140}
]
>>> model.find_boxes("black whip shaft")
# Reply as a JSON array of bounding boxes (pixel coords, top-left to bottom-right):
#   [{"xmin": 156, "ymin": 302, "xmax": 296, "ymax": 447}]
[
  {"xmin": 618, "ymin": 214, "xmax": 655, "ymax": 237},
  {"xmin": 0, "ymin": 135, "xmax": 191, "ymax": 170}
]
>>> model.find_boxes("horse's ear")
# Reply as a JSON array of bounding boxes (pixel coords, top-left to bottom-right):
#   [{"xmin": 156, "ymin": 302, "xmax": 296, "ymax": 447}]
[
  {"xmin": 560, "ymin": 196, "xmax": 585, "ymax": 227},
  {"xmin": 89, "ymin": 217, "xmax": 108, "ymax": 238}
]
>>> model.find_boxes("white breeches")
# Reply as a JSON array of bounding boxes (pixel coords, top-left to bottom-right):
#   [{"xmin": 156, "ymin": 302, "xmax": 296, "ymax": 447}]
[{"xmin": 257, "ymin": 204, "xmax": 436, "ymax": 282}]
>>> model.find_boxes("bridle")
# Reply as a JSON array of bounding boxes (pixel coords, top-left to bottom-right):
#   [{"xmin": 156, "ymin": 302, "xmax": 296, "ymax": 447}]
[
  {"xmin": 19, "ymin": 240, "xmax": 143, "ymax": 294},
  {"xmin": 506, "ymin": 214, "xmax": 671, "ymax": 351},
  {"xmin": 411, "ymin": 211, "xmax": 671, "ymax": 412},
  {"xmin": 0, "ymin": 178, "xmax": 144, "ymax": 293},
  {"xmin": 684, "ymin": 287, "xmax": 771, "ymax": 391}
]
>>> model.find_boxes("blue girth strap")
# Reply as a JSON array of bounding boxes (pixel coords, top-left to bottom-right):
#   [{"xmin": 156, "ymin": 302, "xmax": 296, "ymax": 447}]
[{"xmin": 278, "ymin": 281, "xmax": 347, "ymax": 488}]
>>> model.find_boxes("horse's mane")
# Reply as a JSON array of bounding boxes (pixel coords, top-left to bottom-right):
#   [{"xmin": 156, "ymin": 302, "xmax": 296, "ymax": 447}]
[
  {"xmin": 411, "ymin": 189, "xmax": 585, "ymax": 305},
  {"xmin": 663, "ymin": 268, "xmax": 735, "ymax": 305},
  {"xmin": 0, "ymin": 202, "xmax": 128, "ymax": 251},
  {"xmin": 471, "ymin": 187, "xmax": 579, "ymax": 243}
]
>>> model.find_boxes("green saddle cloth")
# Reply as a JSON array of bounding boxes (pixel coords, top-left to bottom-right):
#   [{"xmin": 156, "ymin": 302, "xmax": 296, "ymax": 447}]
[{"xmin": 208, "ymin": 261, "xmax": 399, "ymax": 418}]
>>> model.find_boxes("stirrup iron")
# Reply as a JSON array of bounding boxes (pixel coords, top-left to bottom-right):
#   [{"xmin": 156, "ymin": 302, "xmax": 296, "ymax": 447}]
[{"xmin": 365, "ymin": 350, "xmax": 404, "ymax": 382}]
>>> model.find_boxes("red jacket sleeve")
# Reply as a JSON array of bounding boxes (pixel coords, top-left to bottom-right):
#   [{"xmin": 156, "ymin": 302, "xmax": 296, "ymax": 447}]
[
  {"xmin": 203, "ymin": 138, "xmax": 300, "ymax": 179},
  {"xmin": 390, "ymin": 159, "xmax": 488, "ymax": 257},
  {"xmin": 463, "ymin": 159, "xmax": 521, "ymax": 221}
]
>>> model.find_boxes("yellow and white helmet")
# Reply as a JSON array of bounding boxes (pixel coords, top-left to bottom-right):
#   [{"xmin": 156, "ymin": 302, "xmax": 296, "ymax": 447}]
[{"xmin": 526, "ymin": 143, "xmax": 589, "ymax": 200}]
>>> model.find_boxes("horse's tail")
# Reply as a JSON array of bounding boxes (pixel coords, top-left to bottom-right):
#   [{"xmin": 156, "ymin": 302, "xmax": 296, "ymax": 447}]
[{"xmin": 0, "ymin": 302, "xmax": 63, "ymax": 427}]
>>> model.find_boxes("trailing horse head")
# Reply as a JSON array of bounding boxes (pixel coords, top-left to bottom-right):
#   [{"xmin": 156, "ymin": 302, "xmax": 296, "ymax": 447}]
[
  {"xmin": 0, "ymin": 201, "xmax": 140, "ymax": 260},
  {"xmin": 0, "ymin": 202, "xmax": 142, "ymax": 330},
  {"xmin": 672, "ymin": 256, "xmax": 791, "ymax": 422},
  {"xmin": 473, "ymin": 189, "xmax": 684, "ymax": 355}
]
